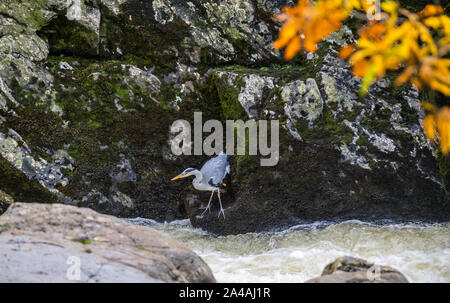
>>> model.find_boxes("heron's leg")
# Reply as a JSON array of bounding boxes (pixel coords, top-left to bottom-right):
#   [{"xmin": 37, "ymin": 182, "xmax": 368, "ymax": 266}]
[
  {"xmin": 217, "ymin": 189, "xmax": 225, "ymax": 219},
  {"xmin": 201, "ymin": 191, "xmax": 215, "ymax": 216}
]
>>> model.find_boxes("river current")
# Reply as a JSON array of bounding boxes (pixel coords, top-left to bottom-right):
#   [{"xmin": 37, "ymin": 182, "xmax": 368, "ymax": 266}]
[{"xmin": 127, "ymin": 218, "xmax": 450, "ymax": 282}]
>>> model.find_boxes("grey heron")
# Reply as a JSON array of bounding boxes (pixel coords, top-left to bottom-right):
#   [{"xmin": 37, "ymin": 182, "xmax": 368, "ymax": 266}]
[{"xmin": 170, "ymin": 152, "xmax": 230, "ymax": 218}]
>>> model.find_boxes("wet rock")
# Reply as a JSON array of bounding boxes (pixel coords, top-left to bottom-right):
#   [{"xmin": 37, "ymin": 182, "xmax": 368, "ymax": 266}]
[
  {"xmin": 1, "ymin": 0, "xmax": 449, "ymax": 236},
  {"xmin": 65, "ymin": 0, "xmax": 102, "ymax": 51},
  {"xmin": 0, "ymin": 202, "xmax": 216, "ymax": 282},
  {"xmin": 107, "ymin": 0, "xmax": 280, "ymax": 66},
  {"xmin": 0, "ymin": 131, "xmax": 73, "ymax": 203},
  {"xmin": 35, "ymin": 0, "xmax": 125, "ymax": 57},
  {"xmin": 0, "ymin": 189, "xmax": 13, "ymax": 214},
  {"xmin": 0, "ymin": 154, "xmax": 60, "ymax": 209},
  {"xmin": 305, "ymin": 256, "xmax": 409, "ymax": 283}
]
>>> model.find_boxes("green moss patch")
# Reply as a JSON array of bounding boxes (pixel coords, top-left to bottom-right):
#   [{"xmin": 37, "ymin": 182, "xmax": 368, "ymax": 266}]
[{"xmin": 71, "ymin": 237, "xmax": 91, "ymax": 245}]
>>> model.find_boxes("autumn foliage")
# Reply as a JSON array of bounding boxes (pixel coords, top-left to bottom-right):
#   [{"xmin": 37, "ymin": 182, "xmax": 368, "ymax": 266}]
[{"xmin": 273, "ymin": 0, "xmax": 450, "ymax": 154}]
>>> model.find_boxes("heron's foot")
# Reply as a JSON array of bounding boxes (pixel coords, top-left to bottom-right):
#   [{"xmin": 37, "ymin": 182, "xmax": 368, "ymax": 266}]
[
  {"xmin": 199, "ymin": 204, "xmax": 210, "ymax": 210},
  {"xmin": 218, "ymin": 207, "xmax": 225, "ymax": 219},
  {"xmin": 200, "ymin": 204, "xmax": 212, "ymax": 216}
]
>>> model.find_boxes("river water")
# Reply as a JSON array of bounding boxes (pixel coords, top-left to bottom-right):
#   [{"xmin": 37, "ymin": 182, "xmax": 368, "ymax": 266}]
[{"xmin": 127, "ymin": 218, "xmax": 450, "ymax": 283}]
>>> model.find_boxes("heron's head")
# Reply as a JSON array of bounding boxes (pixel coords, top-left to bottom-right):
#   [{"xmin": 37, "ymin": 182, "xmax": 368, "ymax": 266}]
[{"xmin": 170, "ymin": 168, "xmax": 197, "ymax": 181}]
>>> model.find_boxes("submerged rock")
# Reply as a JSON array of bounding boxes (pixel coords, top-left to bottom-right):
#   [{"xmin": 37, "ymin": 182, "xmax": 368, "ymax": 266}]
[
  {"xmin": 0, "ymin": 202, "xmax": 215, "ymax": 282},
  {"xmin": 0, "ymin": 190, "xmax": 13, "ymax": 214},
  {"xmin": 305, "ymin": 256, "xmax": 409, "ymax": 283}
]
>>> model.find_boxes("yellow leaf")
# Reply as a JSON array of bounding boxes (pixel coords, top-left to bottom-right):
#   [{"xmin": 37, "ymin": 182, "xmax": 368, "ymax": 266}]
[
  {"xmin": 430, "ymin": 79, "xmax": 450, "ymax": 96},
  {"xmin": 381, "ymin": 1, "xmax": 399, "ymax": 14},
  {"xmin": 360, "ymin": 64, "xmax": 377, "ymax": 96},
  {"xmin": 423, "ymin": 17, "xmax": 441, "ymax": 29},
  {"xmin": 421, "ymin": 101, "xmax": 435, "ymax": 112},
  {"xmin": 423, "ymin": 114, "xmax": 436, "ymax": 141},
  {"xmin": 441, "ymin": 16, "xmax": 450, "ymax": 35}
]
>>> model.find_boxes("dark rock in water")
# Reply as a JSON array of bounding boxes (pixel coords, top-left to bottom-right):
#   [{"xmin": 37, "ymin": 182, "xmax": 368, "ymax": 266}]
[
  {"xmin": 305, "ymin": 256, "xmax": 409, "ymax": 283},
  {"xmin": 0, "ymin": 190, "xmax": 13, "ymax": 214},
  {"xmin": 1, "ymin": 0, "xmax": 449, "ymax": 236},
  {"xmin": 0, "ymin": 202, "xmax": 215, "ymax": 282}
]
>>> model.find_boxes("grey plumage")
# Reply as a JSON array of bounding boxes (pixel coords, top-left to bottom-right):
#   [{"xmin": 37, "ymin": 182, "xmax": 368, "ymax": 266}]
[
  {"xmin": 170, "ymin": 152, "xmax": 230, "ymax": 219},
  {"xmin": 200, "ymin": 152, "xmax": 230, "ymax": 188}
]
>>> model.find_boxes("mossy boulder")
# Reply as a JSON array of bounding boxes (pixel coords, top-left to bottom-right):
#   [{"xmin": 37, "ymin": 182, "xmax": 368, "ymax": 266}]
[
  {"xmin": 0, "ymin": 0, "xmax": 449, "ymax": 235},
  {"xmin": 190, "ymin": 54, "xmax": 450, "ymax": 235}
]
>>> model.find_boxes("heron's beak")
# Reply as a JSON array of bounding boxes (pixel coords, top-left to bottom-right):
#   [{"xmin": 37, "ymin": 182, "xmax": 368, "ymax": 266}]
[{"xmin": 170, "ymin": 174, "xmax": 185, "ymax": 181}]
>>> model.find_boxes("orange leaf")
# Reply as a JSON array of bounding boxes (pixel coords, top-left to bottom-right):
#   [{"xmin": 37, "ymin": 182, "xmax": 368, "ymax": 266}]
[
  {"xmin": 360, "ymin": 23, "xmax": 386, "ymax": 42},
  {"xmin": 437, "ymin": 107, "xmax": 450, "ymax": 154},
  {"xmin": 411, "ymin": 77, "xmax": 423, "ymax": 90},
  {"xmin": 304, "ymin": 37, "xmax": 318, "ymax": 53},
  {"xmin": 339, "ymin": 45, "xmax": 355, "ymax": 59},
  {"xmin": 284, "ymin": 36, "xmax": 302, "ymax": 60},
  {"xmin": 353, "ymin": 59, "xmax": 369, "ymax": 77},
  {"xmin": 273, "ymin": 21, "xmax": 297, "ymax": 49},
  {"xmin": 395, "ymin": 66, "xmax": 415, "ymax": 86},
  {"xmin": 423, "ymin": 114, "xmax": 436, "ymax": 141},
  {"xmin": 418, "ymin": 5, "xmax": 444, "ymax": 18}
]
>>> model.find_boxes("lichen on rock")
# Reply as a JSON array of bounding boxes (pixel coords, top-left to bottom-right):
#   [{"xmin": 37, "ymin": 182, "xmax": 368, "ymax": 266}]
[{"xmin": 0, "ymin": 0, "xmax": 449, "ymax": 236}]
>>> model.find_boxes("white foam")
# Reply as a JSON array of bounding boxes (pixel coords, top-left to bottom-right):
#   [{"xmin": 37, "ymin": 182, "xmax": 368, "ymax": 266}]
[{"xmin": 127, "ymin": 218, "xmax": 450, "ymax": 282}]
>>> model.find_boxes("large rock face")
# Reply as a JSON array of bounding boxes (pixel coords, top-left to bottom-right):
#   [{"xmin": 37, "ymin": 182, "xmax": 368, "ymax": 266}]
[
  {"xmin": 0, "ymin": 202, "xmax": 215, "ymax": 282},
  {"xmin": 0, "ymin": 0, "xmax": 449, "ymax": 235},
  {"xmin": 305, "ymin": 256, "xmax": 409, "ymax": 283}
]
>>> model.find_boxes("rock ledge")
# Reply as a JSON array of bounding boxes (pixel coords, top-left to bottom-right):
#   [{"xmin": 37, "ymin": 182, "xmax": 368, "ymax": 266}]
[{"xmin": 0, "ymin": 202, "xmax": 215, "ymax": 283}]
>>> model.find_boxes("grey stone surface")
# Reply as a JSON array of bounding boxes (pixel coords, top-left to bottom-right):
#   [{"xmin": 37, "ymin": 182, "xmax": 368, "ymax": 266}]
[
  {"xmin": 0, "ymin": 203, "xmax": 216, "ymax": 283},
  {"xmin": 306, "ymin": 256, "xmax": 409, "ymax": 283}
]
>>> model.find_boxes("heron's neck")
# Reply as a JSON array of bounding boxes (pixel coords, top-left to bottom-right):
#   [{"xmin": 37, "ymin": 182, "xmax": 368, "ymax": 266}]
[{"xmin": 190, "ymin": 169, "xmax": 203, "ymax": 190}]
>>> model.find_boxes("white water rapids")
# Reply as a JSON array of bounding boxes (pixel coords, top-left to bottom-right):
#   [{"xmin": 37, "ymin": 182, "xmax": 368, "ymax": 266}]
[{"xmin": 127, "ymin": 218, "xmax": 450, "ymax": 283}]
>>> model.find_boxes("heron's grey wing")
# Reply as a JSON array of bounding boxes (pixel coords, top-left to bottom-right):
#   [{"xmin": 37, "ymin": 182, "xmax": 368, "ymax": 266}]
[{"xmin": 200, "ymin": 153, "xmax": 229, "ymax": 187}]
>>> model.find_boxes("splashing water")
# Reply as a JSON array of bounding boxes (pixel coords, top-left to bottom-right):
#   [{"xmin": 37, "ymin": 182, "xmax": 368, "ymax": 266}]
[{"xmin": 126, "ymin": 218, "xmax": 450, "ymax": 283}]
